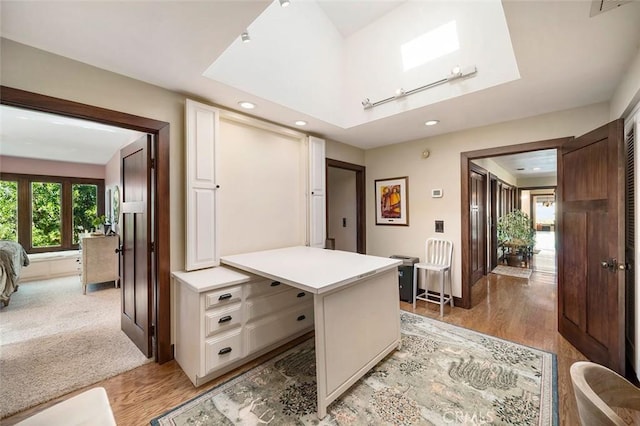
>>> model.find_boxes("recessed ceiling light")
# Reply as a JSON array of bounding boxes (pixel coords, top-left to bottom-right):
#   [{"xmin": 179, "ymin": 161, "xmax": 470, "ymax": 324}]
[
  {"xmin": 425, "ymin": 120, "xmax": 439, "ymax": 126},
  {"xmin": 295, "ymin": 120, "xmax": 307, "ymax": 126},
  {"xmin": 238, "ymin": 101, "xmax": 256, "ymax": 110},
  {"xmin": 533, "ymin": 167, "xmax": 541, "ymax": 171}
]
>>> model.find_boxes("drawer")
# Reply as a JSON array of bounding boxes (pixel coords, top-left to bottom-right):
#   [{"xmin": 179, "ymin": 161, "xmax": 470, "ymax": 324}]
[
  {"xmin": 204, "ymin": 329, "xmax": 243, "ymax": 374},
  {"xmin": 204, "ymin": 303, "xmax": 242, "ymax": 338},
  {"xmin": 245, "ymin": 303, "xmax": 314, "ymax": 354},
  {"xmin": 246, "ymin": 287, "xmax": 312, "ymax": 320},
  {"xmin": 244, "ymin": 279, "xmax": 288, "ymax": 299},
  {"xmin": 204, "ymin": 286, "xmax": 242, "ymax": 309}
]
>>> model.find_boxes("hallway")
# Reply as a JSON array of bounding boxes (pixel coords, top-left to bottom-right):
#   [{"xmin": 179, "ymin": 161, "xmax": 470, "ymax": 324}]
[{"xmin": 532, "ymin": 230, "xmax": 556, "ymax": 274}]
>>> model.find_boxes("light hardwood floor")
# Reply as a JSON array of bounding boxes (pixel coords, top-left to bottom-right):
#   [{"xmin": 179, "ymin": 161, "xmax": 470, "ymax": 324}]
[{"xmin": 5, "ymin": 271, "xmax": 587, "ymax": 425}]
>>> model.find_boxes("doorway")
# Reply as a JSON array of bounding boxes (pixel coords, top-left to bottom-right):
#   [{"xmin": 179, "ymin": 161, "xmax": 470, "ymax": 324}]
[
  {"xmin": 460, "ymin": 137, "xmax": 570, "ymax": 308},
  {"xmin": 1, "ymin": 86, "xmax": 172, "ymax": 363},
  {"xmin": 325, "ymin": 159, "xmax": 365, "ymax": 253},
  {"xmin": 527, "ymin": 190, "xmax": 557, "ymax": 274}
]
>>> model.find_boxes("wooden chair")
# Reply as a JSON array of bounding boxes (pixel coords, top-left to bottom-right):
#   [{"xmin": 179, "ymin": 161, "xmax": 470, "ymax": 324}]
[
  {"xmin": 570, "ymin": 361, "xmax": 640, "ymax": 426},
  {"xmin": 412, "ymin": 238, "xmax": 454, "ymax": 317}
]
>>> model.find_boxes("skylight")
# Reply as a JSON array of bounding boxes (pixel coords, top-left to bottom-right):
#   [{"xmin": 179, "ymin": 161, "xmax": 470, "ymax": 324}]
[{"xmin": 401, "ymin": 20, "xmax": 459, "ymax": 71}]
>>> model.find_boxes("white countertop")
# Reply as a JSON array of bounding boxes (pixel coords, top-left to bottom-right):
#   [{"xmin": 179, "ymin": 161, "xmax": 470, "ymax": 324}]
[
  {"xmin": 220, "ymin": 246, "xmax": 402, "ymax": 295},
  {"xmin": 172, "ymin": 267, "xmax": 251, "ymax": 293}
]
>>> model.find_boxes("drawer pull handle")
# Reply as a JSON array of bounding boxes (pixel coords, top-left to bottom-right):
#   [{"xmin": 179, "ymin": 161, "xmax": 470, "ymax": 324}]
[
  {"xmin": 297, "ymin": 315, "xmax": 306, "ymax": 321},
  {"xmin": 218, "ymin": 293, "xmax": 232, "ymax": 301},
  {"xmin": 270, "ymin": 281, "xmax": 281, "ymax": 287},
  {"xmin": 218, "ymin": 315, "xmax": 232, "ymax": 323},
  {"xmin": 218, "ymin": 347, "xmax": 232, "ymax": 355},
  {"xmin": 297, "ymin": 292, "xmax": 306, "ymax": 298}
]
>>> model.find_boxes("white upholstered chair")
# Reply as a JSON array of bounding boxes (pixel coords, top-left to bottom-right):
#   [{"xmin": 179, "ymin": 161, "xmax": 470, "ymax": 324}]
[
  {"xmin": 570, "ymin": 361, "xmax": 640, "ymax": 426},
  {"xmin": 412, "ymin": 238, "xmax": 454, "ymax": 317}
]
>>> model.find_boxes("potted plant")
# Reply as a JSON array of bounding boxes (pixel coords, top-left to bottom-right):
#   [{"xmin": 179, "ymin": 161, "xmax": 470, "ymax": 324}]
[
  {"xmin": 497, "ymin": 209, "xmax": 536, "ymax": 267},
  {"xmin": 91, "ymin": 214, "xmax": 109, "ymax": 234}
]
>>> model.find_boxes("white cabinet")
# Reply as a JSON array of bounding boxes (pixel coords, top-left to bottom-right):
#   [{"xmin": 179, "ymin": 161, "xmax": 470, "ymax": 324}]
[
  {"xmin": 185, "ymin": 99, "xmax": 220, "ymax": 271},
  {"xmin": 308, "ymin": 136, "xmax": 326, "ymax": 248},
  {"xmin": 79, "ymin": 235, "xmax": 119, "ymax": 294},
  {"xmin": 173, "ymin": 267, "xmax": 314, "ymax": 386}
]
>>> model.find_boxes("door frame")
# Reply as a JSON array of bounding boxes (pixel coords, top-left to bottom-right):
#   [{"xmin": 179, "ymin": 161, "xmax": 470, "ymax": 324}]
[
  {"xmin": 326, "ymin": 159, "xmax": 366, "ymax": 253},
  {"xmin": 460, "ymin": 137, "xmax": 571, "ymax": 308},
  {"xmin": 0, "ymin": 86, "xmax": 172, "ymax": 363},
  {"xmin": 469, "ymin": 164, "xmax": 488, "ymax": 284}
]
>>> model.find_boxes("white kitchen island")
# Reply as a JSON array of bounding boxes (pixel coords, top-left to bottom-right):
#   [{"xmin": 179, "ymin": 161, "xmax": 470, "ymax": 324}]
[{"xmin": 220, "ymin": 246, "xmax": 402, "ymax": 419}]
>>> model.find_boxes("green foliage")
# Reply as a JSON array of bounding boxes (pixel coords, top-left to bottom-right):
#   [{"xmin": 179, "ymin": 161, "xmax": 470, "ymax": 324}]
[
  {"xmin": 73, "ymin": 184, "xmax": 97, "ymax": 243},
  {"xmin": 31, "ymin": 182, "xmax": 62, "ymax": 247},
  {"xmin": 0, "ymin": 180, "xmax": 18, "ymax": 241},
  {"xmin": 497, "ymin": 209, "xmax": 536, "ymax": 249}
]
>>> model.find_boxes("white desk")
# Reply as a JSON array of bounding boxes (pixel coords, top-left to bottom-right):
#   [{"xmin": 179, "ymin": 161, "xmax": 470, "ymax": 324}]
[{"xmin": 221, "ymin": 246, "xmax": 402, "ymax": 419}]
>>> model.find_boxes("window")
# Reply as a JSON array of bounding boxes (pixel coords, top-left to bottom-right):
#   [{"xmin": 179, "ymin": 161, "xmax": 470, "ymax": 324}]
[
  {"xmin": 0, "ymin": 180, "xmax": 18, "ymax": 241},
  {"xmin": 72, "ymin": 184, "xmax": 98, "ymax": 245},
  {"xmin": 401, "ymin": 20, "xmax": 460, "ymax": 72},
  {"xmin": 0, "ymin": 173, "xmax": 104, "ymax": 253},
  {"xmin": 31, "ymin": 181, "xmax": 62, "ymax": 248}
]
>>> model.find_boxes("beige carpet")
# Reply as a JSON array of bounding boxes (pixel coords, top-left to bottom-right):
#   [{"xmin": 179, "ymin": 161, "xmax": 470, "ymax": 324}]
[
  {"xmin": 491, "ymin": 265, "xmax": 532, "ymax": 279},
  {"xmin": 0, "ymin": 276, "xmax": 151, "ymax": 418}
]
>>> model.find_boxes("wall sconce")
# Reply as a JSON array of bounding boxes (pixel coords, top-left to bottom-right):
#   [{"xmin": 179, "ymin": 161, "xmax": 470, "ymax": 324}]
[
  {"xmin": 362, "ymin": 65, "xmax": 477, "ymax": 110},
  {"xmin": 422, "ymin": 149, "xmax": 430, "ymax": 159}
]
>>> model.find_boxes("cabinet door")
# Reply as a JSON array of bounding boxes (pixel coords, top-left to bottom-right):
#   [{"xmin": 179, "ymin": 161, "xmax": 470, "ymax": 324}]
[
  {"xmin": 186, "ymin": 99, "xmax": 220, "ymax": 271},
  {"xmin": 309, "ymin": 136, "xmax": 326, "ymax": 248}
]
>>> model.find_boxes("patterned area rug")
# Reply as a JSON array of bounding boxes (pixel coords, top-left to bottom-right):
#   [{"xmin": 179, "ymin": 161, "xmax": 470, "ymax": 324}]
[
  {"xmin": 491, "ymin": 265, "xmax": 533, "ymax": 280},
  {"xmin": 152, "ymin": 312, "xmax": 557, "ymax": 425}
]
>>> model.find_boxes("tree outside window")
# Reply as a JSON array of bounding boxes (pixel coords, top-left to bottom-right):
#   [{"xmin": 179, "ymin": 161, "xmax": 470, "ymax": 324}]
[
  {"xmin": 73, "ymin": 184, "xmax": 98, "ymax": 244},
  {"xmin": 0, "ymin": 180, "xmax": 18, "ymax": 241},
  {"xmin": 31, "ymin": 182, "xmax": 62, "ymax": 248},
  {"xmin": 1, "ymin": 173, "xmax": 104, "ymax": 253}
]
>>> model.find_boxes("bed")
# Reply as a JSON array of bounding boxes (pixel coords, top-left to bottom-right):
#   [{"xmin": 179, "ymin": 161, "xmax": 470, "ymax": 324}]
[{"xmin": 0, "ymin": 241, "xmax": 30, "ymax": 307}]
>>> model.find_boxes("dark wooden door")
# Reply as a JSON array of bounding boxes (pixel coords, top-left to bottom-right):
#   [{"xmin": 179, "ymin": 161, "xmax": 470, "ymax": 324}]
[
  {"xmin": 558, "ymin": 119, "xmax": 625, "ymax": 374},
  {"xmin": 470, "ymin": 169, "xmax": 486, "ymax": 284},
  {"xmin": 120, "ymin": 135, "xmax": 153, "ymax": 357}
]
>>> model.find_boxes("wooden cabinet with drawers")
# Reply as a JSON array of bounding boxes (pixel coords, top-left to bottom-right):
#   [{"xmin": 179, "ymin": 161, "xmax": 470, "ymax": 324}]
[
  {"xmin": 173, "ymin": 267, "xmax": 314, "ymax": 386},
  {"xmin": 79, "ymin": 234, "xmax": 119, "ymax": 294}
]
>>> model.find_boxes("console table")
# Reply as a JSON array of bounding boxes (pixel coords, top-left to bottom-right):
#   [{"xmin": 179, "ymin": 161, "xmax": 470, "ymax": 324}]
[{"xmin": 221, "ymin": 246, "xmax": 402, "ymax": 419}]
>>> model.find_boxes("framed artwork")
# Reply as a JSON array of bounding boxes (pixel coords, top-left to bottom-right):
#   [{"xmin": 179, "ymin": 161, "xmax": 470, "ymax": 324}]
[{"xmin": 375, "ymin": 176, "xmax": 409, "ymax": 226}]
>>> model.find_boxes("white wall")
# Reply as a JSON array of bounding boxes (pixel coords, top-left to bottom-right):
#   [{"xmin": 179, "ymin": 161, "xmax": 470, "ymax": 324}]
[
  {"xmin": 365, "ymin": 101, "xmax": 610, "ymax": 298},
  {"xmin": 471, "ymin": 158, "xmax": 517, "ymax": 186},
  {"xmin": 2, "ymin": 38, "xmax": 187, "ymax": 272},
  {"xmin": 0, "ymin": 155, "xmax": 105, "ymax": 179},
  {"xmin": 519, "ymin": 176, "xmax": 557, "ymax": 188},
  {"xmin": 611, "ymin": 46, "xmax": 640, "ymax": 120},
  {"xmin": 327, "ymin": 167, "xmax": 357, "ymax": 252},
  {"xmin": 217, "ymin": 117, "xmax": 306, "ymax": 255},
  {"xmin": 326, "ymin": 139, "xmax": 365, "ymax": 166},
  {"xmin": 0, "ymin": 39, "xmax": 363, "ymax": 273}
]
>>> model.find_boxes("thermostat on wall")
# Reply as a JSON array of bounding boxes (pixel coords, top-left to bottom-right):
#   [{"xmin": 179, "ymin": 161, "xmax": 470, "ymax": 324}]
[{"xmin": 432, "ymin": 189, "xmax": 443, "ymax": 198}]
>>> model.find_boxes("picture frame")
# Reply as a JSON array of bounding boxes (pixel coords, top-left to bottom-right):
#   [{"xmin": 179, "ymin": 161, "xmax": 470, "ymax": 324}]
[{"xmin": 375, "ymin": 176, "xmax": 409, "ymax": 226}]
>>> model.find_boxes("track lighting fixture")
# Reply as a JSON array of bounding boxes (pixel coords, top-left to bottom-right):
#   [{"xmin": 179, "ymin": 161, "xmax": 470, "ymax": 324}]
[{"xmin": 362, "ymin": 65, "xmax": 478, "ymax": 110}]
